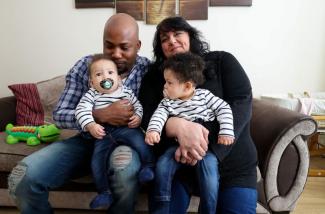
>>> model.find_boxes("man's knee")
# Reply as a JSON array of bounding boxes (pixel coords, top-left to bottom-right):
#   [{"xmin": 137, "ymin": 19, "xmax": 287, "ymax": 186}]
[
  {"xmin": 110, "ymin": 146, "xmax": 133, "ymax": 170},
  {"xmin": 8, "ymin": 162, "xmax": 27, "ymax": 199}
]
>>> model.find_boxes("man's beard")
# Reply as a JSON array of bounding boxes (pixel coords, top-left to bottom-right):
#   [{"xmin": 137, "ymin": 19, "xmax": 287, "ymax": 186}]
[{"xmin": 117, "ymin": 64, "xmax": 128, "ymax": 75}]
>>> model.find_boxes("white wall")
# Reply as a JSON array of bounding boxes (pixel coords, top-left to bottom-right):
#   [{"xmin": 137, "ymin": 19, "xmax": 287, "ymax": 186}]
[{"xmin": 1, "ymin": 0, "xmax": 325, "ymax": 98}]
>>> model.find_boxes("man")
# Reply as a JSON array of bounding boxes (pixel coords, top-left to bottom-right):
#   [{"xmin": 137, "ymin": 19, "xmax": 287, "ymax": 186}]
[{"xmin": 8, "ymin": 13, "xmax": 150, "ymax": 214}]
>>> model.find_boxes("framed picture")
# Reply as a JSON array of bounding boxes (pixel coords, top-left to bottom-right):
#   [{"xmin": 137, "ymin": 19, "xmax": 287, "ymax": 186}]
[
  {"xmin": 210, "ymin": 0, "xmax": 252, "ymax": 6},
  {"xmin": 179, "ymin": 0, "xmax": 208, "ymax": 20},
  {"xmin": 146, "ymin": 0, "xmax": 176, "ymax": 25},
  {"xmin": 75, "ymin": 0, "xmax": 252, "ymax": 24},
  {"xmin": 75, "ymin": 0, "xmax": 115, "ymax": 8},
  {"xmin": 116, "ymin": 0, "xmax": 144, "ymax": 21}
]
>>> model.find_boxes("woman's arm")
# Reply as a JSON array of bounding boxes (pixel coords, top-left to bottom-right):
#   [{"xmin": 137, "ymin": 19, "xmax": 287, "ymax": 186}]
[
  {"xmin": 220, "ymin": 52, "xmax": 252, "ymax": 140},
  {"xmin": 165, "ymin": 117, "xmax": 209, "ymax": 162}
]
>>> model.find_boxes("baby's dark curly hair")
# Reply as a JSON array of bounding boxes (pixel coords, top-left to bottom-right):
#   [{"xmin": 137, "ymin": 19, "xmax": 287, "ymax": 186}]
[{"xmin": 163, "ymin": 52, "xmax": 205, "ymax": 86}]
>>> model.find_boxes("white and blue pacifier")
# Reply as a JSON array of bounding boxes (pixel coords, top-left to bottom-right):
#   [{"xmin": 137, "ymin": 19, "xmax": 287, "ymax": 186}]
[{"xmin": 100, "ymin": 78, "xmax": 114, "ymax": 90}]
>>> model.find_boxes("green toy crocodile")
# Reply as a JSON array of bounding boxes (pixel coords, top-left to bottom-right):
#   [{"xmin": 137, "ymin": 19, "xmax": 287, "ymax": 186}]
[{"xmin": 5, "ymin": 123, "xmax": 60, "ymax": 146}]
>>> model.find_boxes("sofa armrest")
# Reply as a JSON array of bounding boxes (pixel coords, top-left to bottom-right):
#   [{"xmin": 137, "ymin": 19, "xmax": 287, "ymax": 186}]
[
  {"xmin": 251, "ymin": 98, "xmax": 316, "ymax": 212},
  {"xmin": 0, "ymin": 96, "xmax": 16, "ymax": 131}
]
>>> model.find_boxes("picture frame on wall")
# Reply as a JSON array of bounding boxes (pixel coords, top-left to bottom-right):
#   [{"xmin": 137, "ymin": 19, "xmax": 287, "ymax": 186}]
[
  {"xmin": 146, "ymin": 0, "xmax": 176, "ymax": 25},
  {"xmin": 74, "ymin": 0, "xmax": 252, "ymax": 23},
  {"xmin": 116, "ymin": 0, "xmax": 144, "ymax": 21},
  {"xmin": 179, "ymin": 0, "xmax": 208, "ymax": 20},
  {"xmin": 210, "ymin": 0, "xmax": 252, "ymax": 6},
  {"xmin": 75, "ymin": 0, "xmax": 115, "ymax": 8}
]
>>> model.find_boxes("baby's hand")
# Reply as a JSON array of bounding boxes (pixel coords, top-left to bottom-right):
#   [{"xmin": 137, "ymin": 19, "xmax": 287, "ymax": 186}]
[
  {"xmin": 218, "ymin": 135, "xmax": 234, "ymax": 145},
  {"xmin": 128, "ymin": 115, "xmax": 141, "ymax": 128},
  {"xmin": 145, "ymin": 131, "xmax": 160, "ymax": 146},
  {"xmin": 86, "ymin": 122, "xmax": 105, "ymax": 139}
]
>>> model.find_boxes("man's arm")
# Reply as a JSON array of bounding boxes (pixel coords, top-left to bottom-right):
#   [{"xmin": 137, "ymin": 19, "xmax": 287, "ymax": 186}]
[
  {"xmin": 92, "ymin": 99, "xmax": 134, "ymax": 126},
  {"xmin": 53, "ymin": 56, "xmax": 91, "ymax": 129}
]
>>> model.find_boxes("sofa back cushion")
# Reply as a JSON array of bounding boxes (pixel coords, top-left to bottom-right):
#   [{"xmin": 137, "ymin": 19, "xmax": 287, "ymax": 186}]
[{"xmin": 36, "ymin": 75, "xmax": 66, "ymax": 124}]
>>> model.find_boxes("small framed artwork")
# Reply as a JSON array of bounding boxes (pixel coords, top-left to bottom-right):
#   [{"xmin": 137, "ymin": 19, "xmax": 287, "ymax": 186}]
[
  {"xmin": 116, "ymin": 0, "xmax": 144, "ymax": 21},
  {"xmin": 146, "ymin": 0, "xmax": 176, "ymax": 25},
  {"xmin": 210, "ymin": 0, "xmax": 252, "ymax": 6},
  {"xmin": 179, "ymin": 0, "xmax": 208, "ymax": 20},
  {"xmin": 75, "ymin": 0, "xmax": 115, "ymax": 8}
]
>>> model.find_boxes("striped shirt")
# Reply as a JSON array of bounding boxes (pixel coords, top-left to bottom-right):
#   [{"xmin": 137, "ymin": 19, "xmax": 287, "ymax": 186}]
[
  {"xmin": 53, "ymin": 55, "xmax": 150, "ymax": 130},
  {"xmin": 147, "ymin": 88, "xmax": 234, "ymax": 137},
  {"xmin": 75, "ymin": 86, "xmax": 143, "ymax": 131}
]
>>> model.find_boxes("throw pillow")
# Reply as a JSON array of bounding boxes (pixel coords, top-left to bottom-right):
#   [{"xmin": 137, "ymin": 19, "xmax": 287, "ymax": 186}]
[
  {"xmin": 8, "ymin": 75, "xmax": 66, "ymax": 126},
  {"xmin": 8, "ymin": 83, "xmax": 44, "ymax": 126}
]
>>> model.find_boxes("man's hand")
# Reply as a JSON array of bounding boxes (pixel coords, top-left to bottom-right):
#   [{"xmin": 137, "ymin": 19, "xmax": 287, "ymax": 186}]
[
  {"xmin": 93, "ymin": 100, "xmax": 134, "ymax": 126},
  {"xmin": 165, "ymin": 117, "xmax": 209, "ymax": 161},
  {"xmin": 86, "ymin": 122, "xmax": 105, "ymax": 139},
  {"xmin": 128, "ymin": 115, "xmax": 141, "ymax": 128},
  {"xmin": 145, "ymin": 131, "xmax": 160, "ymax": 145}
]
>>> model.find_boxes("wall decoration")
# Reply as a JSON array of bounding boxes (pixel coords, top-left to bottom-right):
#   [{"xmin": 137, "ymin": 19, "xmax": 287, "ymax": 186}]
[
  {"xmin": 75, "ymin": 0, "xmax": 252, "ymax": 24},
  {"xmin": 179, "ymin": 0, "xmax": 208, "ymax": 20},
  {"xmin": 146, "ymin": 0, "xmax": 176, "ymax": 25},
  {"xmin": 116, "ymin": 0, "xmax": 144, "ymax": 20},
  {"xmin": 75, "ymin": 0, "xmax": 114, "ymax": 8},
  {"xmin": 210, "ymin": 0, "xmax": 252, "ymax": 6}
]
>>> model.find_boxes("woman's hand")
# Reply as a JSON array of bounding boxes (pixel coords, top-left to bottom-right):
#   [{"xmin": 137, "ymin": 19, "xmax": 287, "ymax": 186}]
[
  {"xmin": 93, "ymin": 100, "xmax": 134, "ymax": 126},
  {"xmin": 175, "ymin": 147, "xmax": 198, "ymax": 166},
  {"xmin": 165, "ymin": 117, "xmax": 209, "ymax": 161}
]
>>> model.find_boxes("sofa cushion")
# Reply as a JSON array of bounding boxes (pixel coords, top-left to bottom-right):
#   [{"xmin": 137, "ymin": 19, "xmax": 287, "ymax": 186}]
[
  {"xmin": 36, "ymin": 75, "xmax": 66, "ymax": 124},
  {"xmin": 0, "ymin": 129, "xmax": 77, "ymax": 172},
  {"xmin": 8, "ymin": 75, "xmax": 65, "ymax": 126}
]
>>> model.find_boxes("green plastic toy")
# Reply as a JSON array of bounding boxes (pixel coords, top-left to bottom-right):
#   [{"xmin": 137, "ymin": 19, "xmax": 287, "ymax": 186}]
[{"xmin": 5, "ymin": 123, "xmax": 60, "ymax": 146}]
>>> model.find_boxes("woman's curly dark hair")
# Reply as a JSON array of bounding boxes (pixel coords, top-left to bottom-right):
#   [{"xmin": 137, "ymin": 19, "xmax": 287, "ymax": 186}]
[{"xmin": 153, "ymin": 16, "xmax": 210, "ymax": 65}]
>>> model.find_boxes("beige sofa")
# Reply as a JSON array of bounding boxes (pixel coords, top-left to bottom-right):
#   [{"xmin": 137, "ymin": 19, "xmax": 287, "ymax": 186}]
[{"xmin": 0, "ymin": 76, "xmax": 317, "ymax": 213}]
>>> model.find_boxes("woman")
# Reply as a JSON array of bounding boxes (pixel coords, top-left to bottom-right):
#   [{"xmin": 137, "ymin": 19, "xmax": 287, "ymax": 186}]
[{"xmin": 139, "ymin": 16, "xmax": 257, "ymax": 213}]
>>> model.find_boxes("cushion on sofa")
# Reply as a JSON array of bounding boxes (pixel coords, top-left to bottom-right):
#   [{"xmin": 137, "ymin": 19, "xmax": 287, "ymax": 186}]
[
  {"xmin": 0, "ymin": 129, "xmax": 77, "ymax": 172},
  {"xmin": 8, "ymin": 75, "xmax": 66, "ymax": 126},
  {"xmin": 8, "ymin": 84, "xmax": 44, "ymax": 126}
]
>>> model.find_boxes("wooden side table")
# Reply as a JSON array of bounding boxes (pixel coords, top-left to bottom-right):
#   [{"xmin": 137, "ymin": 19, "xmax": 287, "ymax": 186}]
[{"xmin": 308, "ymin": 115, "xmax": 325, "ymax": 177}]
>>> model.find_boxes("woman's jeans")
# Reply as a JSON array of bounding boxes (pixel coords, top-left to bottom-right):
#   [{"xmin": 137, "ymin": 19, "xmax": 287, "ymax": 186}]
[
  {"xmin": 168, "ymin": 182, "xmax": 257, "ymax": 214},
  {"xmin": 8, "ymin": 135, "xmax": 141, "ymax": 214},
  {"xmin": 154, "ymin": 146, "xmax": 219, "ymax": 214},
  {"xmin": 89, "ymin": 126, "xmax": 154, "ymax": 193}
]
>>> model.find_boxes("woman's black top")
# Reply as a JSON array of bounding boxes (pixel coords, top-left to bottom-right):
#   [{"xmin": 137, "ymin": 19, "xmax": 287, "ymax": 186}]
[{"xmin": 139, "ymin": 51, "xmax": 257, "ymax": 190}]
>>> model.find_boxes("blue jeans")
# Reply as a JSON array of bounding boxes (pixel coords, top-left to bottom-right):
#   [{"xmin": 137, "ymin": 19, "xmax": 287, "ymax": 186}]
[
  {"xmin": 169, "ymin": 182, "xmax": 257, "ymax": 214},
  {"xmin": 8, "ymin": 135, "xmax": 141, "ymax": 214},
  {"xmin": 153, "ymin": 146, "xmax": 219, "ymax": 214},
  {"xmin": 90, "ymin": 126, "xmax": 154, "ymax": 193}
]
